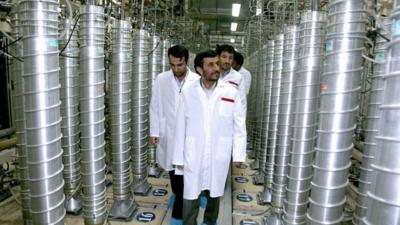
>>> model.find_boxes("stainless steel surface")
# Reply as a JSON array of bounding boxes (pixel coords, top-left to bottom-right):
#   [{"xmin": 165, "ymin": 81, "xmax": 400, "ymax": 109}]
[
  {"xmin": 271, "ymin": 25, "xmax": 299, "ymax": 213},
  {"xmin": 307, "ymin": 0, "xmax": 367, "ymax": 224},
  {"xmin": 59, "ymin": 13, "xmax": 82, "ymax": 214},
  {"xmin": 79, "ymin": 5, "xmax": 107, "ymax": 225},
  {"xmin": 19, "ymin": 0, "xmax": 66, "ymax": 223},
  {"xmin": 265, "ymin": 33, "xmax": 285, "ymax": 202},
  {"xmin": 250, "ymin": 49, "xmax": 261, "ymax": 172},
  {"xmin": 284, "ymin": 11, "xmax": 326, "ymax": 225},
  {"xmin": 257, "ymin": 40, "xmax": 275, "ymax": 204},
  {"xmin": 253, "ymin": 46, "xmax": 268, "ymax": 184},
  {"xmin": 246, "ymin": 53, "xmax": 258, "ymax": 159},
  {"xmin": 363, "ymin": 3, "xmax": 400, "ymax": 224},
  {"xmin": 161, "ymin": 38, "xmax": 171, "ymax": 72},
  {"xmin": 131, "ymin": 29, "xmax": 152, "ymax": 194},
  {"xmin": 10, "ymin": 4, "xmax": 32, "ymax": 224},
  {"xmin": 108, "ymin": 19, "xmax": 138, "ymax": 220},
  {"xmin": 148, "ymin": 35, "xmax": 162, "ymax": 178},
  {"xmin": 353, "ymin": 17, "xmax": 391, "ymax": 225}
]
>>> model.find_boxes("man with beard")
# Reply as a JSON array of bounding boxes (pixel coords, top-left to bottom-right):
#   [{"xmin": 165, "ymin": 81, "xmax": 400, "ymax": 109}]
[
  {"xmin": 216, "ymin": 45, "xmax": 247, "ymax": 111},
  {"xmin": 150, "ymin": 45, "xmax": 199, "ymax": 225},
  {"xmin": 173, "ymin": 50, "xmax": 247, "ymax": 225}
]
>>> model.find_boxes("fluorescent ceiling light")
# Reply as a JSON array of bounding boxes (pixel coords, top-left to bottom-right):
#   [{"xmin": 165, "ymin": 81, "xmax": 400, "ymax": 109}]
[
  {"xmin": 232, "ymin": 3, "xmax": 241, "ymax": 17},
  {"xmin": 231, "ymin": 22, "xmax": 238, "ymax": 31},
  {"xmin": 230, "ymin": 38, "xmax": 235, "ymax": 43}
]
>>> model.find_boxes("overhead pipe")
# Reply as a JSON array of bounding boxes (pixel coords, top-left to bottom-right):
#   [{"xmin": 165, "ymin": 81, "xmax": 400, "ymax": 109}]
[
  {"xmin": 79, "ymin": 5, "xmax": 108, "ymax": 225},
  {"xmin": 283, "ymin": 10, "xmax": 327, "ymax": 225},
  {"xmin": 108, "ymin": 19, "xmax": 138, "ymax": 220},
  {"xmin": 352, "ymin": 17, "xmax": 391, "ymax": 225},
  {"xmin": 306, "ymin": 0, "xmax": 367, "ymax": 224},
  {"xmin": 131, "ymin": 29, "xmax": 152, "ymax": 195},
  {"xmin": 59, "ymin": 12, "xmax": 82, "ymax": 214},
  {"xmin": 19, "ymin": 0, "xmax": 66, "ymax": 223}
]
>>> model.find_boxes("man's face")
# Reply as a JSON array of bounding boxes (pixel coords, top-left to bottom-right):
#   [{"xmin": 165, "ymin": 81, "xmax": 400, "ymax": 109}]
[
  {"xmin": 199, "ymin": 56, "xmax": 220, "ymax": 82},
  {"xmin": 218, "ymin": 51, "xmax": 234, "ymax": 71},
  {"xmin": 169, "ymin": 55, "xmax": 187, "ymax": 77}
]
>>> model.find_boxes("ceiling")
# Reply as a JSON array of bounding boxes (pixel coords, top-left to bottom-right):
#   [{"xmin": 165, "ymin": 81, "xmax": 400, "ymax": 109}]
[{"xmin": 186, "ymin": 0, "xmax": 252, "ymax": 51}]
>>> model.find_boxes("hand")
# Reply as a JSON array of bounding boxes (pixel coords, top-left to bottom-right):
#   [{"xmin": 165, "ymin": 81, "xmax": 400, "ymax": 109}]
[
  {"xmin": 150, "ymin": 136, "xmax": 159, "ymax": 145},
  {"xmin": 233, "ymin": 162, "xmax": 242, "ymax": 168}
]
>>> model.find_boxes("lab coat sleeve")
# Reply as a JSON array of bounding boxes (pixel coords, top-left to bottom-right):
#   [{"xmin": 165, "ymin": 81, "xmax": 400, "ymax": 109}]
[
  {"xmin": 245, "ymin": 72, "xmax": 252, "ymax": 96},
  {"xmin": 149, "ymin": 78, "xmax": 160, "ymax": 137},
  {"xmin": 172, "ymin": 95, "xmax": 186, "ymax": 166},
  {"xmin": 232, "ymin": 93, "xmax": 247, "ymax": 162},
  {"xmin": 238, "ymin": 76, "xmax": 247, "ymax": 112}
]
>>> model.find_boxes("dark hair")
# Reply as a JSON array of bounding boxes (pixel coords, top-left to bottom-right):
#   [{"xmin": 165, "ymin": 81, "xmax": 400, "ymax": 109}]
[
  {"xmin": 234, "ymin": 51, "xmax": 244, "ymax": 66},
  {"xmin": 168, "ymin": 45, "xmax": 189, "ymax": 62},
  {"xmin": 215, "ymin": 44, "xmax": 235, "ymax": 55},
  {"xmin": 194, "ymin": 50, "xmax": 218, "ymax": 73}
]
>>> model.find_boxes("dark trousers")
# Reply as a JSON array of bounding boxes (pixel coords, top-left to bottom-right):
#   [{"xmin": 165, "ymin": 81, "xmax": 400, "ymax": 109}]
[
  {"xmin": 169, "ymin": 170, "xmax": 184, "ymax": 220},
  {"xmin": 182, "ymin": 190, "xmax": 220, "ymax": 225}
]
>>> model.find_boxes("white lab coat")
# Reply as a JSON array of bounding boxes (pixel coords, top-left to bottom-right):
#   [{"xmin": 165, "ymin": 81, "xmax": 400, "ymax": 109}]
[
  {"xmin": 173, "ymin": 80, "xmax": 247, "ymax": 200},
  {"xmin": 238, "ymin": 67, "xmax": 252, "ymax": 96},
  {"xmin": 220, "ymin": 68, "xmax": 247, "ymax": 111},
  {"xmin": 149, "ymin": 69, "xmax": 199, "ymax": 171}
]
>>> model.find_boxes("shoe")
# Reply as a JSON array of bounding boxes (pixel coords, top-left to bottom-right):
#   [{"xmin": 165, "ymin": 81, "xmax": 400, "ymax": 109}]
[
  {"xmin": 171, "ymin": 218, "xmax": 183, "ymax": 225},
  {"xmin": 168, "ymin": 194, "xmax": 176, "ymax": 209},
  {"xmin": 200, "ymin": 195, "xmax": 207, "ymax": 209}
]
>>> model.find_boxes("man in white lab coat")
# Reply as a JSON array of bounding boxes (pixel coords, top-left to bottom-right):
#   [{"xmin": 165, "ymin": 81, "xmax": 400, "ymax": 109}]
[
  {"xmin": 173, "ymin": 50, "xmax": 247, "ymax": 225},
  {"xmin": 149, "ymin": 45, "xmax": 199, "ymax": 225},
  {"xmin": 233, "ymin": 51, "xmax": 252, "ymax": 97},
  {"xmin": 216, "ymin": 45, "xmax": 247, "ymax": 111}
]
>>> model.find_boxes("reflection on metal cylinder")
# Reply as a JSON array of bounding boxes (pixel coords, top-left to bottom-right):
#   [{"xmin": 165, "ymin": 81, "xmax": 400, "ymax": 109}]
[
  {"xmin": 353, "ymin": 17, "xmax": 391, "ymax": 225},
  {"xmin": 131, "ymin": 29, "xmax": 152, "ymax": 195},
  {"xmin": 265, "ymin": 33, "xmax": 285, "ymax": 200},
  {"xmin": 246, "ymin": 52, "xmax": 260, "ymax": 160},
  {"xmin": 363, "ymin": 3, "xmax": 400, "ymax": 224},
  {"xmin": 252, "ymin": 46, "xmax": 269, "ymax": 183},
  {"xmin": 249, "ymin": 50, "xmax": 262, "ymax": 170},
  {"xmin": 79, "ymin": 5, "xmax": 107, "ymax": 225},
  {"xmin": 19, "ymin": 0, "xmax": 66, "ymax": 224},
  {"xmin": 271, "ymin": 25, "xmax": 299, "ymax": 211},
  {"xmin": 161, "ymin": 38, "xmax": 171, "ymax": 72},
  {"xmin": 148, "ymin": 35, "xmax": 162, "ymax": 178},
  {"xmin": 284, "ymin": 11, "xmax": 326, "ymax": 225},
  {"xmin": 108, "ymin": 19, "xmax": 138, "ymax": 219},
  {"xmin": 110, "ymin": 19, "xmax": 132, "ymax": 202},
  {"xmin": 257, "ymin": 40, "xmax": 275, "ymax": 204},
  {"xmin": 59, "ymin": 14, "xmax": 82, "ymax": 214},
  {"xmin": 307, "ymin": 0, "xmax": 367, "ymax": 224},
  {"xmin": 11, "ymin": 5, "xmax": 32, "ymax": 224}
]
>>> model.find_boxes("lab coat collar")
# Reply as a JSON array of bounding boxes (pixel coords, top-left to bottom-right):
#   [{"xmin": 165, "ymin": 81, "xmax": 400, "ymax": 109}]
[{"xmin": 169, "ymin": 67, "xmax": 197, "ymax": 93}]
